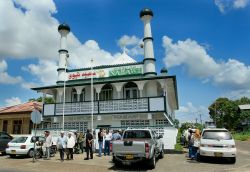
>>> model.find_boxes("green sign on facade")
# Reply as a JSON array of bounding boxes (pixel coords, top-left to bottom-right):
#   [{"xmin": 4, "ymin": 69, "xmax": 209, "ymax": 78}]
[{"xmin": 109, "ymin": 66, "xmax": 143, "ymax": 77}]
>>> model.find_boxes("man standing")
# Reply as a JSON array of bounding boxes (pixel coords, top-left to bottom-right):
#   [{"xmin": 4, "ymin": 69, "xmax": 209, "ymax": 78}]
[
  {"xmin": 98, "ymin": 128, "xmax": 103, "ymax": 157},
  {"xmin": 44, "ymin": 131, "xmax": 52, "ymax": 160},
  {"xmin": 111, "ymin": 130, "xmax": 121, "ymax": 141},
  {"xmin": 84, "ymin": 129, "xmax": 93, "ymax": 160},
  {"xmin": 104, "ymin": 130, "xmax": 112, "ymax": 156},
  {"xmin": 66, "ymin": 132, "xmax": 75, "ymax": 160},
  {"xmin": 57, "ymin": 131, "xmax": 67, "ymax": 161}
]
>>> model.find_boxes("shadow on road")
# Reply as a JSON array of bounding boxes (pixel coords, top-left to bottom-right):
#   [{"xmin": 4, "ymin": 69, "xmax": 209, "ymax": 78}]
[
  {"xmin": 187, "ymin": 157, "xmax": 235, "ymax": 165},
  {"xmin": 108, "ymin": 159, "xmax": 159, "ymax": 171}
]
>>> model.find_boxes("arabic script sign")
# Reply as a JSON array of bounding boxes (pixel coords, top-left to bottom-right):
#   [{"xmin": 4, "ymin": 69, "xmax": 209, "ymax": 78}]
[{"xmin": 68, "ymin": 64, "xmax": 143, "ymax": 80}]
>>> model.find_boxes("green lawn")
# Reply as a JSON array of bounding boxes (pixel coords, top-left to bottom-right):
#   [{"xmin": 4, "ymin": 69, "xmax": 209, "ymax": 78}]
[
  {"xmin": 232, "ymin": 130, "xmax": 250, "ymax": 141},
  {"xmin": 175, "ymin": 129, "xmax": 183, "ymax": 151}
]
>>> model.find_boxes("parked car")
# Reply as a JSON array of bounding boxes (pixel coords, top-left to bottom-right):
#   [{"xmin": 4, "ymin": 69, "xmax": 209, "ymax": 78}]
[
  {"xmin": 112, "ymin": 129, "xmax": 164, "ymax": 169},
  {"xmin": 6, "ymin": 135, "xmax": 45, "ymax": 158},
  {"xmin": 0, "ymin": 132, "xmax": 13, "ymax": 155},
  {"xmin": 198, "ymin": 128, "xmax": 236, "ymax": 163}
]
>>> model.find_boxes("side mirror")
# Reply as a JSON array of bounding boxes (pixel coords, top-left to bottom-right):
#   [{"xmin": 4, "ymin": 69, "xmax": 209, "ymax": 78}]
[
  {"xmin": 158, "ymin": 135, "xmax": 163, "ymax": 139},
  {"xmin": 31, "ymin": 136, "xmax": 38, "ymax": 143}
]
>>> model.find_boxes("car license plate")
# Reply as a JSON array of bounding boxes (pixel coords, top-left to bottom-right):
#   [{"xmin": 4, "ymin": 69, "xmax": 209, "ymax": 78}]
[
  {"xmin": 214, "ymin": 152, "xmax": 223, "ymax": 157},
  {"xmin": 11, "ymin": 150, "xmax": 16, "ymax": 154},
  {"xmin": 125, "ymin": 154, "xmax": 133, "ymax": 160}
]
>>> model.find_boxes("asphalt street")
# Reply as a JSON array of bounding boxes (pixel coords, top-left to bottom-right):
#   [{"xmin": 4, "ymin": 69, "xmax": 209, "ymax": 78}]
[{"xmin": 0, "ymin": 141, "xmax": 249, "ymax": 172}]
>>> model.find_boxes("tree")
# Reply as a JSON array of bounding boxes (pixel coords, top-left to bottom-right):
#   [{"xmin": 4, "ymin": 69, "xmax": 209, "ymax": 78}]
[
  {"xmin": 209, "ymin": 98, "xmax": 238, "ymax": 130},
  {"xmin": 173, "ymin": 119, "xmax": 180, "ymax": 128},
  {"xmin": 29, "ymin": 97, "xmax": 54, "ymax": 104},
  {"xmin": 208, "ymin": 97, "xmax": 250, "ymax": 131}
]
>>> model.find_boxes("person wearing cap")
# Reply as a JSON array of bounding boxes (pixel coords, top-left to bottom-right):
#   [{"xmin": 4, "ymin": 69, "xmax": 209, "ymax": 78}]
[
  {"xmin": 66, "ymin": 132, "xmax": 75, "ymax": 160},
  {"xmin": 57, "ymin": 131, "xmax": 67, "ymax": 161}
]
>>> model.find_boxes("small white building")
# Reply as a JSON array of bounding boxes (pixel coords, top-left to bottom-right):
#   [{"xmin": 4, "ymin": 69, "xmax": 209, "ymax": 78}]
[{"xmin": 32, "ymin": 8, "xmax": 179, "ymax": 149}]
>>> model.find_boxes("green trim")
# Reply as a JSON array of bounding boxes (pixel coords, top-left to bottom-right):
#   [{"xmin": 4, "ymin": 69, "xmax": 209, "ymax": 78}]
[
  {"xmin": 143, "ymin": 58, "xmax": 156, "ymax": 63},
  {"xmin": 58, "ymin": 49, "xmax": 68, "ymax": 53},
  {"xmin": 31, "ymin": 75, "xmax": 177, "ymax": 90},
  {"xmin": 143, "ymin": 72, "xmax": 157, "ymax": 76},
  {"xmin": 143, "ymin": 37, "xmax": 153, "ymax": 42},
  {"xmin": 43, "ymin": 110, "xmax": 167, "ymax": 117},
  {"xmin": 68, "ymin": 62, "xmax": 144, "ymax": 72},
  {"xmin": 57, "ymin": 68, "xmax": 65, "ymax": 71}
]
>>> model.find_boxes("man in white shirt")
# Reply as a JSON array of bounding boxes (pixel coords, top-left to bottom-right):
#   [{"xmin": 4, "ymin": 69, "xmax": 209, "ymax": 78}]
[
  {"xmin": 57, "ymin": 131, "xmax": 67, "ymax": 161},
  {"xmin": 104, "ymin": 130, "xmax": 112, "ymax": 156},
  {"xmin": 44, "ymin": 131, "xmax": 52, "ymax": 160},
  {"xmin": 66, "ymin": 132, "xmax": 75, "ymax": 160}
]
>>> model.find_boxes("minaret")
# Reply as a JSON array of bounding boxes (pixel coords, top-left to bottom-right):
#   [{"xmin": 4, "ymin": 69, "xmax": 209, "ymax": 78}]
[
  {"xmin": 57, "ymin": 23, "xmax": 70, "ymax": 84},
  {"xmin": 140, "ymin": 8, "xmax": 156, "ymax": 76}
]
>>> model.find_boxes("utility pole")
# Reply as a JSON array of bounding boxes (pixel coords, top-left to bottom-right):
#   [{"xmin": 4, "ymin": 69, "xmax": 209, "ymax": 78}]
[{"xmin": 199, "ymin": 114, "xmax": 202, "ymax": 124}]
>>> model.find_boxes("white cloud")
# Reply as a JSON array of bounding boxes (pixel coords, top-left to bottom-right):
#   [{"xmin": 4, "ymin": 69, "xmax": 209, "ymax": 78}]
[
  {"xmin": 24, "ymin": 60, "xmax": 57, "ymax": 85},
  {"xmin": 0, "ymin": 59, "xmax": 23, "ymax": 84},
  {"xmin": 214, "ymin": 0, "xmax": 249, "ymax": 13},
  {"xmin": 5, "ymin": 97, "xmax": 22, "ymax": 106},
  {"xmin": 117, "ymin": 35, "xmax": 143, "ymax": 56},
  {"xmin": 0, "ymin": 0, "xmax": 128, "ymax": 86},
  {"xmin": 0, "ymin": 59, "xmax": 7, "ymax": 72},
  {"xmin": 175, "ymin": 102, "xmax": 209, "ymax": 123},
  {"xmin": 163, "ymin": 36, "xmax": 220, "ymax": 78},
  {"xmin": 21, "ymin": 82, "xmax": 39, "ymax": 89},
  {"xmin": 163, "ymin": 36, "xmax": 250, "ymax": 90}
]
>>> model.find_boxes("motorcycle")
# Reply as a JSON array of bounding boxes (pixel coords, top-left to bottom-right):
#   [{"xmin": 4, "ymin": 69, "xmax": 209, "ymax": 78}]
[{"xmin": 34, "ymin": 141, "xmax": 56, "ymax": 159}]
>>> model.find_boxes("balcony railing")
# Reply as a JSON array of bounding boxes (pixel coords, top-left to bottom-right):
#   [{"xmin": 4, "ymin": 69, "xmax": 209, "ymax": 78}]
[{"xmin": 43, "ymin": 96, "xmax": 166, "ymax": 117}]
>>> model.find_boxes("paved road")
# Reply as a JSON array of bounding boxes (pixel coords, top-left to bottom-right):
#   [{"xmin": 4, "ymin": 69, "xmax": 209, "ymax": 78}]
[{"xmin": 0, "ymin": 141, "xmax": 249, "ymax": 172}]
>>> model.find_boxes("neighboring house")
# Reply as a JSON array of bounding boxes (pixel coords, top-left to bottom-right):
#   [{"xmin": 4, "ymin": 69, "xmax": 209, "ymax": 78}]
[
  {"xmin": 0, "ymin": 102, "xmax": 42, "ymax": 134},
  {"xmin": 238, "ymin": 104, "xmax": 250, "ymax": 130}
]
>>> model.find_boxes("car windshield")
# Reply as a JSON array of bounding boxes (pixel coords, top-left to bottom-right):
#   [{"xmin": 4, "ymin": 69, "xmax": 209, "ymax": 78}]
[
  {"xmin": 11, "ymin": 137, "xmax": 28, "ymax": 143},
  {"xmin": 202, "ymin": 130, "xmax": 232, "ymax": 140},
  {"xmin": 123, "ymin": 130, "xmax": 151, "ymax": 139}
]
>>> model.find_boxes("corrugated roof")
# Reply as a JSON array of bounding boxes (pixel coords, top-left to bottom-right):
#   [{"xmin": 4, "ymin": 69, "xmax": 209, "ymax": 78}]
[
  {"xmin": 0, "ymin": 101, "xmax": 42, "ymax": 114},
  {"xmin": 239, "ymin": 104, "xmax": 250, "ymax": 110}
]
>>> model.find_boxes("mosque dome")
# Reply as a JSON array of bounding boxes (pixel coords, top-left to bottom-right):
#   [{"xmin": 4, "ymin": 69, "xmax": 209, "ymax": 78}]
[
  {"xmin": 111, "ymin": 51, "xmax": 136, "ymax": 65},
  {"xmin": 58, "ymin": 23, "xmax": 70, "ymax": 32},
  {"xmin": 140, "ymin": 8, "xmax": 153, "ymax": 18}
]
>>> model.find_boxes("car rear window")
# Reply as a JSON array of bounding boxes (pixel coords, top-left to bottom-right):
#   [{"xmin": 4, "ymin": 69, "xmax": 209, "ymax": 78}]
[
  {"xmin": 202, "ymin": 130, "xmax": 232, "ymax": 140},
  {"xmin": 123, "ymin": 130, "xmax": 151, "ymax": 139},
  {"xmin": 11, "ymin": 137, "xmax": 28, "ymax": 143}
]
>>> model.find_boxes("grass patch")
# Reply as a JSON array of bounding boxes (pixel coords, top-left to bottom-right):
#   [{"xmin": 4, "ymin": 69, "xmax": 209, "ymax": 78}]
[
  {"xmin": 175, "ymin": 129, "xmax": 183, "ymax": 151},
  {"xmin": 232, "ymin": 130, "xmax": 250, "ymax": 141}
]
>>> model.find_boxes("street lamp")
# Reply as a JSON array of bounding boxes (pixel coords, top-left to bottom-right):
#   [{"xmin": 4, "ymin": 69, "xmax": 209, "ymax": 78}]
[
  {"xmin": 91, "ymin": 58, "xmax": 94, "ymax": 135},
  {"xmin": 62, "ymin": 53, "xmax": 69, "ymax": 131}
]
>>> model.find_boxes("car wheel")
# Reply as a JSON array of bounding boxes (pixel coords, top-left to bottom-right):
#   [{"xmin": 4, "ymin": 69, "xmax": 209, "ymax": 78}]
[
  {"xmin": 28, "ymin": 149, "xmax": 35, "ymax": 158},
  {"xmin": 159, "ymin": 149, "xmax": 164, "ymax": 159},
  {"xmin": 148, "ymin": 153, "xmax": 156, "ymax": 169},
  {"xmin": 230, "ymin": 157, "xmax": 236, "ymax": 164},
  {"xmin": 196, "ymin": 153, "xmax": 202, "ymax": 162},
  {"xmin": 9, "ymin": 154, "xmax": 16, "ymax": 158}
]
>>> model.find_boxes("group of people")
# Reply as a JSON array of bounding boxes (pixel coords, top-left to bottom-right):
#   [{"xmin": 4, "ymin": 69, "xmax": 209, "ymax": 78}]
[
  {"xmin": 43, "ymin": 128, "xmax": 123, "ymax": 162},
  {"xmin": 181, "ymin": 128, "xmax": 201, "ymax": 160},
  {"xmin": 97, "ymin": 129, "xmax": 122, "ymax": 157},
  {"xmin": 56, "ymin": 129, "xmax": 94, "ymax": 161}
]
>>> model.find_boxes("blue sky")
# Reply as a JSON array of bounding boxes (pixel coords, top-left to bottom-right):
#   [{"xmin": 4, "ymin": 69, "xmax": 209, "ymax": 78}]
[{"xmin": 0, "ymin": 0, "xmax": 250, "ymax": 123}]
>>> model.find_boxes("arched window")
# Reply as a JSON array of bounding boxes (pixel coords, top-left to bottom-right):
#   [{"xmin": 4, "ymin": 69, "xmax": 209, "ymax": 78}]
[
  {"xmin": 100, "ymin": 84, "xmax": 113, "ymax": 101},
  {"xmin": 123, "ymin": 82, "xmax": 138, "ymax": 99},
  {"xmin": 71, "ymin": 88, "xmax": 85, "ymax": 102}
]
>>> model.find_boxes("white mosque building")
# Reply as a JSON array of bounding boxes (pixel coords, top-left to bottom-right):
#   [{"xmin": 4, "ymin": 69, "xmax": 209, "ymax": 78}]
[{"xmin": 32, "ymin": 8, "xmax": 179, "ymax": 149}]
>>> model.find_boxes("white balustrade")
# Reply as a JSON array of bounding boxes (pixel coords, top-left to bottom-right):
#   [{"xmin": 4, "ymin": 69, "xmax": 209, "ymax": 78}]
[{"xmin": 43, "ymin": 96, "xmax": 165, "ymax": 116}]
